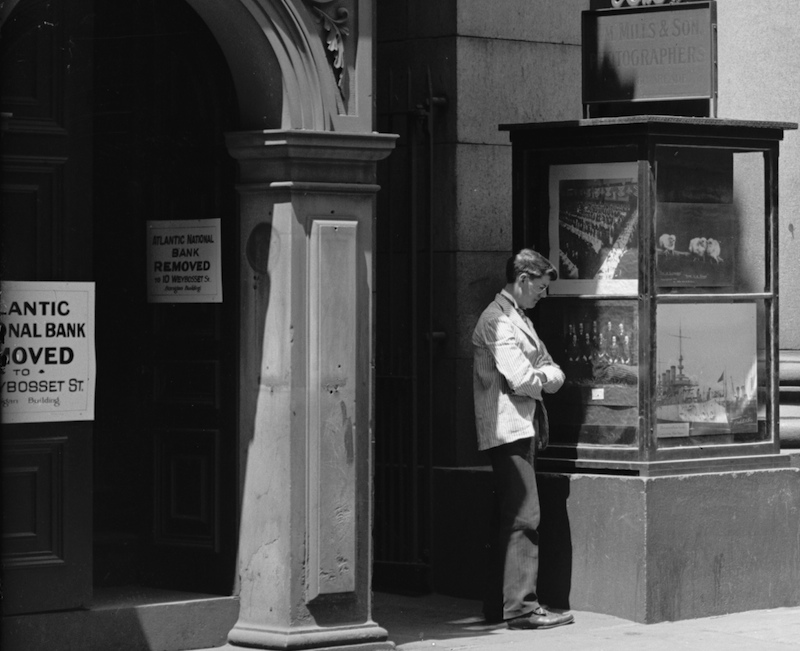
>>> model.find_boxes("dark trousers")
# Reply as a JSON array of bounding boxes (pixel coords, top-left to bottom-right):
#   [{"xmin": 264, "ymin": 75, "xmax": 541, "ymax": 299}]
[{"xmin": 485, "ymin": 437, "xmax": 540, "ymax": 622}]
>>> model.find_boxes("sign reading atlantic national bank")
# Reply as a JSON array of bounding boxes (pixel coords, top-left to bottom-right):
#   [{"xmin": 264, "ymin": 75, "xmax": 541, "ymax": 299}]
[
  {"xmin": 146, "ymin": 218, "xmax": 223, "ymax": 303},
  {"xmin": 583, "ymin": 1, "xmax": 716, "ymax": 111},
  {"xmin": 1, "ymin": 281, "xmax": 96, "ymax": 423}
]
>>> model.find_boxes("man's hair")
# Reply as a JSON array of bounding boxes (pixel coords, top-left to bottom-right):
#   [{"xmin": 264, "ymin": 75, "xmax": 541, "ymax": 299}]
[{"xmin": 505, "ymin": 248, "xmax": 558, "ymax": 283}]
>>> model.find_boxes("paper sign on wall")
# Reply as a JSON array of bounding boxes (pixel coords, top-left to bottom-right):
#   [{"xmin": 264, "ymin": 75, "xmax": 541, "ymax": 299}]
[
  {"xmin": 146, "ymin": 218, "xmax": 222, "ymax": 303},
  {"xmin": 1, "ymin": 281, "xmax": 96, "ymax": 423}
]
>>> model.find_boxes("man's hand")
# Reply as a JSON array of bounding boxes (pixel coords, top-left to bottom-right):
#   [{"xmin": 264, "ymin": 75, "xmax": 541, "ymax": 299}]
[{"xmin": 538, "ymin": 365, "xmax": 566, "ymax": 393}]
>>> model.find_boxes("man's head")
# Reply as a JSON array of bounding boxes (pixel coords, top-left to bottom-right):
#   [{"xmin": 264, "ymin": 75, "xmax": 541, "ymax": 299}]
[{"xmin": 505, "ymin": 248, "xmax": 557, "ymax": 310}]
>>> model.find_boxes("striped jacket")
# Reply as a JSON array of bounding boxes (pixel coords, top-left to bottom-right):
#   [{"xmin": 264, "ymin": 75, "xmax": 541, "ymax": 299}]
[{"xmin": 472, "ymin": 292, "xmax": 565, "ymax": 451}]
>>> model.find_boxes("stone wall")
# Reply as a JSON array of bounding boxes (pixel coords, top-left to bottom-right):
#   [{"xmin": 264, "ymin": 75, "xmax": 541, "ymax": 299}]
[
  {"xmin": 716, "ymin": 1, "xmax": 800, "ymax": 349},
  {"xmin": 433, "ymin": 0, "xmax": 590, "ymax": 467}
]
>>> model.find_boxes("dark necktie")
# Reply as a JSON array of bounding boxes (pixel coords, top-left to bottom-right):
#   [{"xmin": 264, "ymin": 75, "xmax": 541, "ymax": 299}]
[{"xmin": 515, "ymin": 307, "xmax": 532, "ymax": 328}]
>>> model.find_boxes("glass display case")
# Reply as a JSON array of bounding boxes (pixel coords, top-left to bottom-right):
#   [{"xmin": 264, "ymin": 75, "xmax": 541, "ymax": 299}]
[{"xmin": 501, "ymin": 116, "xmax": 797, "ymax": 475}]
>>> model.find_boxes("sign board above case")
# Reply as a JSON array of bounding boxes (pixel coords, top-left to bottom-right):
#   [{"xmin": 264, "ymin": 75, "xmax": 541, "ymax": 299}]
[{"xmin": 582, "ymin": 1, "xmax": 717, "ymax": 118}]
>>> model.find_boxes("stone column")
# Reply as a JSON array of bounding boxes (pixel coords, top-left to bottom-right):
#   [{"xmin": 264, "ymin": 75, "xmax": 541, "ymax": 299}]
[{"xmin": 223, "ymin": 130, "xmax": 397, "ymax": 650}]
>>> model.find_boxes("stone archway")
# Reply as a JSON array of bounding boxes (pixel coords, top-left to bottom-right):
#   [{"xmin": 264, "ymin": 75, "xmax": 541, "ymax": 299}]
[{"xmin": 185, "ymin": 0, "xmax": 369, "ymax": 133}]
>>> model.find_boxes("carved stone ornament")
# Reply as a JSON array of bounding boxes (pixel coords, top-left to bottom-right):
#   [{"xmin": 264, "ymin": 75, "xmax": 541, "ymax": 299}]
[{"xmin": 304, "ymin": 0, "xmax": 350, "ymax": 90}]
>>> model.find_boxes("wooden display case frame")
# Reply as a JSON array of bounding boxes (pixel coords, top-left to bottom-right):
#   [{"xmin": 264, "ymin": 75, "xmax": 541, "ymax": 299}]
[{"xmin": 501, "ymin": 116, "xmax": 797, "ymax": 476}]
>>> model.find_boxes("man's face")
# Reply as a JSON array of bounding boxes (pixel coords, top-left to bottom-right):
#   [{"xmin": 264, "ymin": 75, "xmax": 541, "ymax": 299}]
[{"xmin": 518, "ymin": 273, "xmax": 550, "ymax": 309}]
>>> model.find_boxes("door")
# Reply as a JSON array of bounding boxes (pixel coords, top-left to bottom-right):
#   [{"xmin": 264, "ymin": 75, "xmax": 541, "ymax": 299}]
[
  {"xmin": 91, "ymin": 0, "xmax": 238, "ymax": 595},
  {"xmin": 1, "ymin": 0, "xmax": 94, "ymax": 614}
]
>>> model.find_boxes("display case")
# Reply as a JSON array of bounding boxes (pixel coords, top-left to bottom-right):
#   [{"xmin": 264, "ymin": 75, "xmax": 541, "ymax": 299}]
[{"xmin": 501, "ymin": 116, "xmax": 797, "ymax": 475}]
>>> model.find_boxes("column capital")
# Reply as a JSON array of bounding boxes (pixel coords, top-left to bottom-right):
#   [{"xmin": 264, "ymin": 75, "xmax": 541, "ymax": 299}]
[{"xmin": 226, "ymin": 129, "xmax": 397, "ymax": 185}]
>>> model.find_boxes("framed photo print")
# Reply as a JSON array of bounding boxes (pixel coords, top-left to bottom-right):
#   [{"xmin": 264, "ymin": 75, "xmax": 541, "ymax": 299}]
[
  {"xmin": 656, "ymin": 302, "xmax": 758, "ymax": 440},
  {"xmin": 537, "ymin": 299, "xmax": 639, "ymax": 446},
  {"xmin": 656, "ymin": 203, "xmax": 735, "ymax": 288},
  {"xmin": 548, "ymin": 162, "xmax": 639, "ymax": 296}
]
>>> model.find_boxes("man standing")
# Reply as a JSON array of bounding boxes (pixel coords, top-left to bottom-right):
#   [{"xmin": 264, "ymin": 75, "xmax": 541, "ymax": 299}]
[{"xmin": 472, "ymin": 248, "xmax": 574, "ymax": 630}]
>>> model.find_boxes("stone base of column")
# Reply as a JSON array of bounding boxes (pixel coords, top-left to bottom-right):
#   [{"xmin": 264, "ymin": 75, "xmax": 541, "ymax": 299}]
[{"xmin": 223, "ymin": 621, "xmax": 395, "ymax": 650}]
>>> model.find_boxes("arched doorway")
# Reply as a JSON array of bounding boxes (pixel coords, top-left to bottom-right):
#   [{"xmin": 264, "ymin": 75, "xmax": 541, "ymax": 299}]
[
  {"xmin": 91, "ymin": 0, "xmax": 239, "ymax": 597},
  {"xmin": 1, "ymin": 0, "xmax": 242, "ymax": 613}
]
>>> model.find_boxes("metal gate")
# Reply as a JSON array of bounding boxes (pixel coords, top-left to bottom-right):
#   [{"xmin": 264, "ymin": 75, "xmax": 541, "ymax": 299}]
[{"xmin": 374, "ymin": 70, "xmax": 445, "ymax": 594}]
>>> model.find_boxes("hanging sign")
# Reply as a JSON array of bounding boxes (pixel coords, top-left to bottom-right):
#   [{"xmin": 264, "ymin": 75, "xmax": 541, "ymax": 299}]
[
  {"xmin": 146, "ymin": 218, "xmax": 222, "ymax": 303},
  {"xmin": 582, "ymin": 1, "xmax": 716, "ymax": 109},
  {"xmin": 1, "ymin": 281, "xmax": 96, "ymax": 423}
]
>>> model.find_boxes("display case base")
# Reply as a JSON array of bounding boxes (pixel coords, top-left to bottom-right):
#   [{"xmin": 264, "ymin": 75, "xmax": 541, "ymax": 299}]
[
  {"xmin": 536, "ymin": 466, "xmax": 800, "ymax": 623},
  {"xmin": 432, "ymin": 464, "xmax": 800, "ymax": 624}
]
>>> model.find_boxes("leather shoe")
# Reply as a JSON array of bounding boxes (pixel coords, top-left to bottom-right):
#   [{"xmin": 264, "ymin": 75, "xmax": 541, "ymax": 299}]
[{"xmin": 506, "ymin": 606, "xmax": 574, "ymax": 630}]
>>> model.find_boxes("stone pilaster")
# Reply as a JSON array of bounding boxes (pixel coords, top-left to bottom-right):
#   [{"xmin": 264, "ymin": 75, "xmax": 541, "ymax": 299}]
[{"xmin": 223, "ymin": 130, "xmax": 396, "ymax": 650}]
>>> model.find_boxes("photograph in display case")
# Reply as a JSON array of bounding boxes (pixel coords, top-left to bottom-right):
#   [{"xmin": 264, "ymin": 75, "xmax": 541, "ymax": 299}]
[
  {"xmin": 548, "ymin": 162, "xmax": 639, "ymax": 296},
  {"xmin": 656, "ymin": 203, "xmax": 735, "ymax": 288},
  {"xmin": 656, "ymin": 302, "xmax": 758, "ymax": 440},
  {"xmin": 538, "ymin": 299, "xmax": 638, "ymax": 445}
]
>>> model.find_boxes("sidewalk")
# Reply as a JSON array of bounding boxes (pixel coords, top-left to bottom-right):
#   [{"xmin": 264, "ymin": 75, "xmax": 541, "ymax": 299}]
[{"xmin": 373, "ymin": 592, "xmax": 800, "ymax": 650}]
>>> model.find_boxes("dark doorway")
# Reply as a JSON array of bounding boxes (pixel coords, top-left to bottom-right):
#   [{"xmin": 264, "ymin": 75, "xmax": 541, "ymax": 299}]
[
  {"xmin": 2, "ymin": 0, "xmax": 239, "ymax": 616},
  {"xmin": 91, "ymin": 0, "xmax": 239, "ymax": 596}
]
